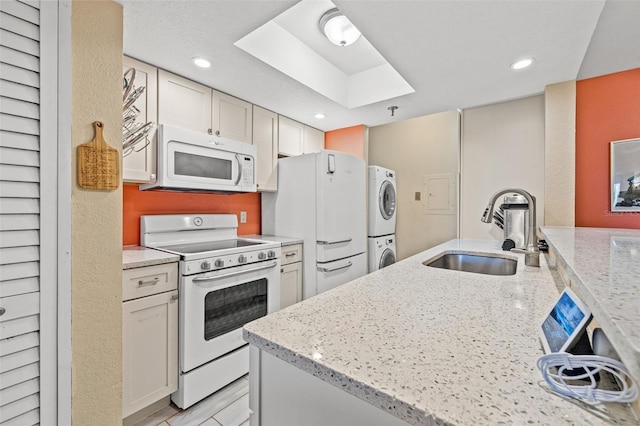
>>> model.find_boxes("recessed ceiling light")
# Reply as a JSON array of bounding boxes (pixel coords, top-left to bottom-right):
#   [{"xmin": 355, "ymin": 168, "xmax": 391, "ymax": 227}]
[
  {"xmin": 314, "ymin": 113, "xmax": 325, "ymax": 119},
  {"xmin": 192, "ymin": 57, "xmax": 211, "ymax": 68},
  {"xmin": 510, "ymin": 58, "xmax": 534, "ymax": 70},
  {"xmin": 319, "ymin": 8, "xmax": 361, "ymax": 47}
]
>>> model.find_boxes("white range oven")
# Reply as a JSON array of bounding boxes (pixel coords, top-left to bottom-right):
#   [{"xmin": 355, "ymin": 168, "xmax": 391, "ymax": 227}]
[{"xmin": 140, "ymin": 214, "xmax": 281, "ymax": 409}]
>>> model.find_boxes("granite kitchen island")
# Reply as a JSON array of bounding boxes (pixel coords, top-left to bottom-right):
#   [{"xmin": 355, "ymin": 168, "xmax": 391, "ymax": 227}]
[{"xmin": 243, "ymin": 233, "xmax": 639, "ymax": 425}]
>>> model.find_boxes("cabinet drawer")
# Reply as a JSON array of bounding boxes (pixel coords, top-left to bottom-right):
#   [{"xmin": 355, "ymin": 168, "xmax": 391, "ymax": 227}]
[
  {"xmin": 281, "ymin": 244, "xmax": 302, "ymax": 266},
  {"xmin": 123, "ymin": 262, "xmax": 178, "ymax": 302}
]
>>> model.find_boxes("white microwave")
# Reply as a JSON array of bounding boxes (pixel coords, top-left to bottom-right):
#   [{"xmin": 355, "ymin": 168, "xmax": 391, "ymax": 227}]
[{"xmin": 141, "ymin": 125, "xmax": 256, "ymax": 193}]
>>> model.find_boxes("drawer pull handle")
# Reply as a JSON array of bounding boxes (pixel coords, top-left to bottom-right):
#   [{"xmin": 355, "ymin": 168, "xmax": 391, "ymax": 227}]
[
  {"xmin": 137, "ymin": 277, "xmax": 160, "ymax": 287},
  {"xmin": 285, "ymin": 253, "xmax": 296, "ymax": 258},
  {"xmin": 171, "ymin": 294, "xmax": 179, "ymax": 302},
  {"xmin": 0, "ymin": 307, "xmax": 5, "ymax": 316}
]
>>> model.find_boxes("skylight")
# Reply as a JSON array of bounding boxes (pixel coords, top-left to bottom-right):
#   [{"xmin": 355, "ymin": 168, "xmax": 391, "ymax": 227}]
[{"xmin": 234, "ymin": 0, "xmax": 414, "ymax": 109}]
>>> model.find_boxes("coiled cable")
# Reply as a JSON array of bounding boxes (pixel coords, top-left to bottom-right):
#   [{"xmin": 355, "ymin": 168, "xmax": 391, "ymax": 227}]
[{"xmin": 537, "ymin": 353, "xmax": 638, "ymax": 404}]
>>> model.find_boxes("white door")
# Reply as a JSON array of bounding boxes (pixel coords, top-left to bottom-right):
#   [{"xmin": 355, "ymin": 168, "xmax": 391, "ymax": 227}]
[
  {"xmin": 0, "ymin": 1, "xmax": 62, "ymax": 423},
  {"xmin": 315, "ymin": 152, "xmax": 366, "ymax": 262},
  {"xmin": 316, "ymin": 253, "xmax": 367, "ymax": 295},
  {"xmin": 277, "ymin": 116, "xmax": 303, "ymax": 156},
  {"xmin": 302, "ymin": 125, "xmax": 324, "ymax": 154},
  {"xmin": 212, "ymin": 90, "xmax": 252, "ymax": 143},
  {"xmin": 158, "ymin": 70, "xmax": 212, "ymax": 134}
]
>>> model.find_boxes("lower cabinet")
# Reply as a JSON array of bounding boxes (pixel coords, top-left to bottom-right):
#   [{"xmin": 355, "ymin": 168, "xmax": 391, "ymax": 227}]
[
  {"xmin": 280, "ymin": 244, "xmax": 303, "ymax": 309},
  {"xmin": 122, "ymin": 262, "xmax": 178, "ymax": 418}
]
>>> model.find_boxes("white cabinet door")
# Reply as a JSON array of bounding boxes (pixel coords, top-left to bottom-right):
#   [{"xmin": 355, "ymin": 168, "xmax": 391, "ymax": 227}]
[
  {"xmin": 252, "ymin": 106, "xmax": 278, "ymax": 192},
  {"xmin": 123, "ymin": 56, "xmax": 158, "ymax": 183},
  {"xmin": 303, "ymin": 126, "xmax": 324, "ymax": 154},
  {"xmin": 280, "ymin": 262, "xmax": 302, "ymax": 309},
  {"xmin": 158, "ymin": 69, "xmax": 212, "ymax": 134},
  {"xmin": 212, "ymin": 90, "xmax": 253, "ymax": 143},
  {"xmin": 122, "ymin": 290, "xmax": 178, "ymax": 418},
  {"xmin": 278, "ymin": 116, "xmax": 304, "ymax": 157}
]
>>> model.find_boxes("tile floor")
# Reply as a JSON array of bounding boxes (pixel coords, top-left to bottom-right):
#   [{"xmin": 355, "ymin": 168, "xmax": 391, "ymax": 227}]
[{"xmin": 133, "ymin": 376, "xmax": 250, "ymax": 426}]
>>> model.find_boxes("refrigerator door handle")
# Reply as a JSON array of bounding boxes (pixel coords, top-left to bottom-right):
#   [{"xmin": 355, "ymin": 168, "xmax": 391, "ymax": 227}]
[
  {"xmin": 317, "ymin": 238, "xmax": 352, "ymax": 245},
  {"xmin": 327, "ymin": 154, "xmax": 336, "ymax": 173},
  {"xmin": 317, "ymin": 261, "xmax": 352, "ymax": 273}
]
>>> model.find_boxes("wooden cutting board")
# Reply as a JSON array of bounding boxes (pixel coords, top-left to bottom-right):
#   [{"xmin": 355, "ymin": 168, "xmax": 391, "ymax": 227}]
[{"xmin": 77, "ymin": 121, "xmax": 120, "ymax": 190}]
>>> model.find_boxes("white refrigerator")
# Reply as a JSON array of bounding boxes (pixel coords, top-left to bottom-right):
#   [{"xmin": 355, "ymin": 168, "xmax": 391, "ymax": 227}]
[{"xmin": 262, "ymin": 150, "xmax": 367, "ymax": 300}]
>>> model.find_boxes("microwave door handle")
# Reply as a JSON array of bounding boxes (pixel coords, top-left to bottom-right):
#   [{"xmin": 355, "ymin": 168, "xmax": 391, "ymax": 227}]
[
  {"xmin": 235, "ymin": 154, "xmax": 242, "ymax": 186},
  {"xmin": 192, "ymin": 261, "xmax": 278, "ymax": 283}
]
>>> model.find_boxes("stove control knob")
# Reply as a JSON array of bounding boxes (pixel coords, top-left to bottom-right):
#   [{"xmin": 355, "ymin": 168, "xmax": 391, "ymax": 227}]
[
  {"xmin": 201, "ymin": 261, "xmax": 211, "ymax": 270},
  {"xmin": 258, "ymin": 252, "xmax": 266, "ymax": 260},
  {"xmin": 267, "ymin": 250, "xmax": 276, "ymax": 259},
  {"xmin": 214, "ymin": 259, "xmax": 224, "ymax": 268},
  {"xmin": 238, "ymin": 255, "xmax": 247, "ymax": 264}
]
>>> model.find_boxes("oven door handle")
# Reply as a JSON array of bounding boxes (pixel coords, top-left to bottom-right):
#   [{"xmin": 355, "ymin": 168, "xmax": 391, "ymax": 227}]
[{"xmin": 192, "ymin": 261, "xmax": 278, "ymax": 283}]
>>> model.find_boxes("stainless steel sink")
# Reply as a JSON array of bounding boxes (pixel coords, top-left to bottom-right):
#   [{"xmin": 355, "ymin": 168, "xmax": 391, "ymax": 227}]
[{"xmin": 423, "ymin": 252, "xmax": 517, "ymax": 276}]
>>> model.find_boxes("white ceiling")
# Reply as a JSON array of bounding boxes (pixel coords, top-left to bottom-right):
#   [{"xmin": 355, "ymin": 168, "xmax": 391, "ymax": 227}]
[{"xmin": 122, "ymin": 0, "xmax": 640, "ymax": 132}]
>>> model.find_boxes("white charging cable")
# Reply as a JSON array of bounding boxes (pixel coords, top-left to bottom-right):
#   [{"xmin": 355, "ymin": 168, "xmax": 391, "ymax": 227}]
[{"xmin": 537, "ymin": 352, "xmax": 639, "ymax": 404}]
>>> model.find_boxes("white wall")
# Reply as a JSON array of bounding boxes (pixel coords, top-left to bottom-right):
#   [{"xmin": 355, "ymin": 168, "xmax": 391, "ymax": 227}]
[
  {"xmin": 369, "ymin": 110, "xmax": 460, "ymax": 260},
  {"xmin": 460, "ymin": 95, "xmax": 545, "ymax": 241}
]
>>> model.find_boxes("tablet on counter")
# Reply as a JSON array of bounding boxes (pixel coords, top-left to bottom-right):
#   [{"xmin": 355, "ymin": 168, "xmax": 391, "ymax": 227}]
[{"xmin": 539, "ymin": 287, "xmax": 592, "ymax": 354}]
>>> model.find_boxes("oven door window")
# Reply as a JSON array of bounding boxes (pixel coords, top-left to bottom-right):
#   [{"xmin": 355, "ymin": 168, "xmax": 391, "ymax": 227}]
[{"xmin": 204, "ymin": 278, "xmax": 267, "ymax": 341}]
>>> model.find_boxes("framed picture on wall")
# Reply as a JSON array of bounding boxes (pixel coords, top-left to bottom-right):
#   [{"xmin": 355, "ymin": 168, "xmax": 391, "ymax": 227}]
[{"xmin": 610, "ymin": 138, "xmax": 640, "ymax": 212}]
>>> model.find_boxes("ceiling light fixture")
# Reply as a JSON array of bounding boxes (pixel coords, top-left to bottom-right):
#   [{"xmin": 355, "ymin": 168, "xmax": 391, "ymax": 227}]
[
  {"xmin": 510, "ymin": 58, "xmax": 534, "ymax": 70},
  {"xmin": 314, "ymin": 113, "xmax": 325, "ymax": 119},
  {"xmin": 192, "ymin": 57, "xmax": 211, "ymax": 68},
  {"xmin": 319, "ymin": 8, "xmax": 361, "ymax": 47}
]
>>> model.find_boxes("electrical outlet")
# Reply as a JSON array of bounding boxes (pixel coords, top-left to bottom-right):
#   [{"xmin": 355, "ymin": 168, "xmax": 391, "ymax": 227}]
[{"xmin": 240, "ymin": 211, "xmax": 247, "ymax": 223}]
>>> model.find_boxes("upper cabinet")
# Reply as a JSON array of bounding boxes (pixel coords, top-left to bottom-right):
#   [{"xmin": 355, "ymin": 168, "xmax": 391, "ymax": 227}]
[
  {"xmin": 212, "ymin": 90, "xmax": 252, "ymax": 143},
  {"xmin": 158, "ymin": 70, "xmax": 253, "ymax": 143},
  {"xmin": 303, "ymin": 126, "xmax": 324, "ymax": 154},
  {"xmin": 122, "ymin": 57, "xmax": 158, "ymax": 183},
  {"xmin": 253, "ymin": 106, "xmax": 278, "ymax": 192},
  {"xmin": 278, "ymin": 116, "xmax": 304, "ymax": 157},
  {"xmin": 278, "ymin": 116, "xmax": 324, "ymax": 157},
  {"xmin": 158, "ymin": 70, "xmax": 212, "ymax": 134}
]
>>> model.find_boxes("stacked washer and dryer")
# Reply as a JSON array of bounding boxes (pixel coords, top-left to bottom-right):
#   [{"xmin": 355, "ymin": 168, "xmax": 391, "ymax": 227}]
[{"xmin": 368, "ymin": 166, "xmax": 397, "ymax": 272}]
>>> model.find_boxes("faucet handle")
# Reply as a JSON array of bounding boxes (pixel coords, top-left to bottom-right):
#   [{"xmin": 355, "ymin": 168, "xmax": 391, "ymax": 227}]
[{"xmin": 510, "ymin": 247, "xmax": 540, "ymax": 267}]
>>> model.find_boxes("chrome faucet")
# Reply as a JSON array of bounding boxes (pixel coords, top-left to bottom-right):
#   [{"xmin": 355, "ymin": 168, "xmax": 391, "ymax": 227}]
[{"xmin": 481, "ymin": 188, "xmax": 540, "ymax": 267}]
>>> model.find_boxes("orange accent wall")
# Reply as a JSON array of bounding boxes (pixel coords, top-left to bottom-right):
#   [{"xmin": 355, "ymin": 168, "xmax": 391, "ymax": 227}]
[
  {"xmin": 325, "ymin": 125, "xmax": 365, "ymax": 159},
  {"xmin": 576, "ymin": 69, "xmax": 640, "ymax": 228},
  {"xmin": 123, "ymin": 184, "xmax": 261, "ymax": 245}
]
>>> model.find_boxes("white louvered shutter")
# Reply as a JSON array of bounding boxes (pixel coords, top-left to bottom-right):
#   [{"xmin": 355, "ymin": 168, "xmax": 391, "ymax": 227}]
[{"xmin": 0, "ymin": 1, "xmax": 43, "ymax": 425}]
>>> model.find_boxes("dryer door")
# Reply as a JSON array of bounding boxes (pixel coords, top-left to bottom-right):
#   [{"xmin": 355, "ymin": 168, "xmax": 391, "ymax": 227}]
[
  {"xmin": 379, "ymin": 248, "xmax": 396, "ymax": 269},
  {"xmin": 379, "ymin": 180, "xmax": 396, "ymax": 220}
]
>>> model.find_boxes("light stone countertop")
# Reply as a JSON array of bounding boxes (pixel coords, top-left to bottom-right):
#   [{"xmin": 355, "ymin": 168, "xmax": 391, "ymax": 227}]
[
  {"xmin": 243, "ymin": 234, "xmax": 303, "ymax": 246},
  {"xmin": 540, "ymin": 226, "xmax": 640, "ymax": 383},
  {"xmin": 122, "ymin": 245, "xmax": 179, "ymax": 269},
  {"xmin": 243, "ymin": 238, "xmax": 637, "ymax": 425}
]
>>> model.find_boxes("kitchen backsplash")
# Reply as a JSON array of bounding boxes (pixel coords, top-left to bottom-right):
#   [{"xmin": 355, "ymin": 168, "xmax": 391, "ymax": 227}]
[{"xmin": 122, "ymin": 184, "xmax": 261, "ymax": 245}]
